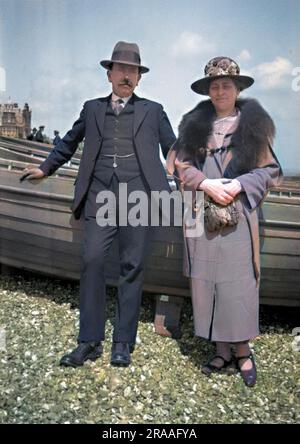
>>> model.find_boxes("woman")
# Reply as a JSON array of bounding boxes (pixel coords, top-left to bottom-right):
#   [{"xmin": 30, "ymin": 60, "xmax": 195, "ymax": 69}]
[{"xmin": 167, "ymin": 57, "xmax": 282, "ymax": 387}]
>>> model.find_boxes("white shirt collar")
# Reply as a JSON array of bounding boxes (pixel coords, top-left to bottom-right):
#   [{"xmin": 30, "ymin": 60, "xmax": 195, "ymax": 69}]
[{"xmin": 111, "ymin": 93, "xmax": 132, "ymax": 106}]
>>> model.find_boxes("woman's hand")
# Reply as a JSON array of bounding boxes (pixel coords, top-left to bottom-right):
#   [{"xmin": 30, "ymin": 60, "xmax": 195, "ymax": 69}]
[
  {"xmin": 223, "ymin": 179, "xmax": 242, "ymax": 197},
  {"xmin": 200, "ymin": 179, "xmax": 234, "ymax": 205}
]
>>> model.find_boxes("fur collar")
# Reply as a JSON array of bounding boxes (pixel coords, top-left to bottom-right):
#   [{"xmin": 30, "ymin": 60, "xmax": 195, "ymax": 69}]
[{"xmin": 176, "ymin": 98, "xmax": 275, "ymax": 175}]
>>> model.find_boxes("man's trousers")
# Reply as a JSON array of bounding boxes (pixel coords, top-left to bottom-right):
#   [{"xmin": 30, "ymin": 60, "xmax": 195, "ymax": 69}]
[{"xmin": 78, "ymin": 174, "xmax": 151, "ymax": 343}]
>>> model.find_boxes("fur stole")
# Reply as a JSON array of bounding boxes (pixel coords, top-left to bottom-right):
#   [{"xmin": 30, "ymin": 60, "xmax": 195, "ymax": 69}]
[{"xmin": 176, "ymin": 98, "xmax": 275, "ymax": 175}]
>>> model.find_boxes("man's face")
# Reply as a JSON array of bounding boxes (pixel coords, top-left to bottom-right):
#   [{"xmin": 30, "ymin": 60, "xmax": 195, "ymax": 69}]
[{"xmin": 108, "ymin": 63, "xmax": 141, "ymax": 97}]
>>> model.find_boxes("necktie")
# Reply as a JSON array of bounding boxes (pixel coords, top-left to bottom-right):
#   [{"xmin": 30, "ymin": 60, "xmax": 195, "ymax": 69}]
[{"xmin": 111, "ymin": 98, "xmax": 124, "ymax": 116}]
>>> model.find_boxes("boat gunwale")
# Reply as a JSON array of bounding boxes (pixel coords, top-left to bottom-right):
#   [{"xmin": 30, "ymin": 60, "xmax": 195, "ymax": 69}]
[{"xmin": 0, "ymin": 184, "xmax": 73, "ymax": 202}]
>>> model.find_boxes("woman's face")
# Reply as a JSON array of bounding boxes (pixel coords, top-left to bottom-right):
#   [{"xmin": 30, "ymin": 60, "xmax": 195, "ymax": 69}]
[{"xmin": 209, "ymin": 78, "xmax": 239, "ymax": 115}]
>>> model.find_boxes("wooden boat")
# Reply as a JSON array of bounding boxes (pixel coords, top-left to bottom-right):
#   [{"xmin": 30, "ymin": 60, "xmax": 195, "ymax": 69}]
[
  {"xmin": 0, "ymin": 157, "xmax": 299, "ymax": 310},
  {"xmin": 258, "ymin": 184, "xmax": 300, "ymax": 306},
  {"xmin": 0, "ymin": 145, "xmax": 44, "ymax": 164},
  {"xmin": 0, "ymin": 157, "xmax": 77, "ymax": 180},
  {"xmin": 0, "ymin": 135, "xmax": 82, "ymax": 159},
  {"xmin": 0, "ymin": 145, "xmax": 79, "ymax": 169},
  {"xmin": 0, "ymin": 135, "xmax": 81, "ymax": 167}
]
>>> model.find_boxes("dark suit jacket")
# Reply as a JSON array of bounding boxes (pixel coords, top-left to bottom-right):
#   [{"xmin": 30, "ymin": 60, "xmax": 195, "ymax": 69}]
[{"xmin": 39, "ymin": 94, "xmax": 176, "ymax": 219}]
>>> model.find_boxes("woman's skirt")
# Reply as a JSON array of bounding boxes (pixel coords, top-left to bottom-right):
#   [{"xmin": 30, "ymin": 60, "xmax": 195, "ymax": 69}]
[{"xmin": 185, "ymin": 213, "xmax": 259, "ymax": 342}]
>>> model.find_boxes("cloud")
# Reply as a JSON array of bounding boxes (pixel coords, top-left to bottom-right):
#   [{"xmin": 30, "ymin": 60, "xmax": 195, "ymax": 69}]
[
  {"xmin": 171, "ymin": 31, "xmax": 216, "ymax": 58},
  {"xmin": 237, "ymin": 49, "xmax": 251, "ymax": 62},
  {"xmin": 28, "ymin": 66, "xmax": 107, "ymax": 135},
  {"xmin": 251, "ymin": 57, "xmax": 293, "ymax": 89}
]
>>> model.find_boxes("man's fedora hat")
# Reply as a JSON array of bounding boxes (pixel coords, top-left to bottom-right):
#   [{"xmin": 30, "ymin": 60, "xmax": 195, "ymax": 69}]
[
  {"xmin": 100, "ymin": 41, "xmax": 149, "ymax": 74},
  {"xmin": 191, "ymin": 56, "xmax": 254, "ymax": 95}
]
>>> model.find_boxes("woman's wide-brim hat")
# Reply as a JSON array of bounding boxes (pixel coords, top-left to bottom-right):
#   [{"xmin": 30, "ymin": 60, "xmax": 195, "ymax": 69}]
[
  {"xmin": 100, "ymin": 41, "xmax": 149, "ymax": 74},
  {"xmin": 191, "ymin": 56, "xmax": 254, "ymax": 95}
]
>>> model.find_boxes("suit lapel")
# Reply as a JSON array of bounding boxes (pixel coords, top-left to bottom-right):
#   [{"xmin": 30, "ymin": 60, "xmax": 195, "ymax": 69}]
[
  {"xmin": 95, "ymin": 94, "xmax": 149, "ymax": 137},
  {"xmin": 95, "ymin": 96, "xmax": 110, "ymax": 136},
  {"xmin": 133, "ymin": 95, "xmax": 149, "ymax": 136}
]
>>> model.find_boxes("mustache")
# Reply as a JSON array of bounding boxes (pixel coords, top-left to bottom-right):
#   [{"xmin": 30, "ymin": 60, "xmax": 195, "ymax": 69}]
[{"xmin": 119, "ymin": 78, "xmax": 133, "ymax": 87}]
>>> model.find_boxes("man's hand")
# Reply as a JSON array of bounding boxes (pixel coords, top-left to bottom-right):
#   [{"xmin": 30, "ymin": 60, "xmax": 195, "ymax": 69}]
[
  {"xmin": 200, "ymin": 178, "xmax": 234, "ymax": 205},
  {"xmin": 20, "ymin": 167, "xmax": 45, "ymax": 182},
  {"xmin": 174, "ymin": 158, "xmax": 192, "ymax": 171},
  {"xmin": 173, "ymin": 158, "xmax": 193, "ymax": 179}
]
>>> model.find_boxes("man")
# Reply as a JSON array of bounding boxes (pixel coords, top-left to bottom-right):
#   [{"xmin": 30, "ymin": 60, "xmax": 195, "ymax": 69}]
[
  {"xmin": 27, "ymin": 127, "xmax": 37, "ymax": 141},
  {"xmin": 53, "ymin": 130, "xmax": 61, "ymax": 146},
  {"xmin": 20, "ymin": 41, "xmax": 176, "ymax": 368},
  {"xmin": 35, "ymin": 125, "xmax": 45, "ymax": 142}
]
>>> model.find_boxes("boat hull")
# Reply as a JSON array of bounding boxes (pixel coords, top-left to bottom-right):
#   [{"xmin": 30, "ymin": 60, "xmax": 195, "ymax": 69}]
[{"xmin": 0, "ymin": 159, "xmax": 299, "ymax": 306}]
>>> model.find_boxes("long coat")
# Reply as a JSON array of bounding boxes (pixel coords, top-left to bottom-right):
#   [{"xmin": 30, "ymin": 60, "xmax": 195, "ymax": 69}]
[
  {"xmin": 167, "ymin": 98, "xmax": 282, "ymax": 341},
  {"xmin": 39, "ymin": 93, "xmax": 176, "ymax": 219}
]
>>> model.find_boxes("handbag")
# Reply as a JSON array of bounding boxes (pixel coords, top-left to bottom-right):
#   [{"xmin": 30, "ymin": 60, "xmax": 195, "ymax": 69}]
[{"xmin": 204, "ymin": 196, "xmax": 240, "ymax": 232}]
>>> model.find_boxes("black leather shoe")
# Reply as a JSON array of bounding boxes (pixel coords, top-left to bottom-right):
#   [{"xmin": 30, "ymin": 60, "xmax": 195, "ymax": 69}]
[
  {"xmin": 236, "ymin": 353, "xmax": 257, "ymax": 387},
  {"xmin": 202, "ymin": 355, "xmax": 233, "ymax": 376},
  {"xmin": 111, "ymin": 342, "xmax": 131, "ymax": 366},
  {"xmin": 60, "ymin": 342, "xmax": 103, "ymax": 367}
]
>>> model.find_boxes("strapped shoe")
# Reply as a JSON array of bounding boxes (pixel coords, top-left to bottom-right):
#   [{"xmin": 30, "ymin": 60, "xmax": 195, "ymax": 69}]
[
  {"xmin": 236, "ymin": 353, "xmax": 257, "ymax": 387},
  {"xmin": 202, "ymin": 354, "xmax": 233, "ymax": 376},
  {"xmin": 60, "ymin": 342, "xmax": 103, "ymax": 367}
]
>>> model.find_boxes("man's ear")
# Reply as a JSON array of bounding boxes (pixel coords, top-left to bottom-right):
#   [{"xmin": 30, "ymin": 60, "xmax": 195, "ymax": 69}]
[
  {"xmin": 107, "ymin": 71, "xmax": 112, "ymax": 83},
  {"xmin": 136, "ymin": 73, "xmax": 141, "ymax": 85}
]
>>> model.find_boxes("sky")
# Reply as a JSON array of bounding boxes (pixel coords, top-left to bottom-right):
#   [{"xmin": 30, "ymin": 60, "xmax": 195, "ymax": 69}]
[{"xmin": 0, "ymin": 0, "xmax": 299, "ymax": 173}]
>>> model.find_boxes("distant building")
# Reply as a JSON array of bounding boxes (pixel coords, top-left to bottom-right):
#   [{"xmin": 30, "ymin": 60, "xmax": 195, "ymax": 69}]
[{"xmin": 0, "ymin": 102, "xmax": 31, "ymax": 138}]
